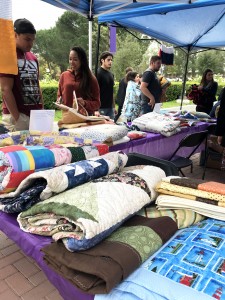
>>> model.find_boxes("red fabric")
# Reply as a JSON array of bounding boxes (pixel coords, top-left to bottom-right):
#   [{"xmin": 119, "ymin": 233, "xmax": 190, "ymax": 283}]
[
  {"xmin": 0, "ymin": 170, "xmax": 34, "ymax": 193},
  {"xmin": 96, "ymin": 144, "xmax": 109, "ymax": 155},
  {"xmin": 0, "ymin": 145, "xmax": 26, "ymax": 153}
]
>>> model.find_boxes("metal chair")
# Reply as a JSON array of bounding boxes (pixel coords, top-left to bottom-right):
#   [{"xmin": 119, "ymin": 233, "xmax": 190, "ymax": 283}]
[
  {"xmin": 169, "ymin": 130, "xmax": 208, "ymax": 177},
  {"xmin": 202, "ymin": 124, "xmax": 223, "ymax": 180}
]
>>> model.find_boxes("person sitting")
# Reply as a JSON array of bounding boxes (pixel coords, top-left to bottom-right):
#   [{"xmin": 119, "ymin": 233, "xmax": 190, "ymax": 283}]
[
  {"xmin": 57, "ymin": 46, "xmax": 100, "ymax": 116},
  {"xmin": 196, "ymin": 69, "xmax": 218, "ymax": 115},
  {"xmin": 209, "ymin": 87, "xmax": 224, "ymax": 118}
]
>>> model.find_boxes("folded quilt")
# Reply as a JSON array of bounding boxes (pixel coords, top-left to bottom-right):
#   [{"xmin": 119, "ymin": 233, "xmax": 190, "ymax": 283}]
[
  {"xmin": 96, "ymin": 218, "xmax": 222, "ymax": 300},
  {"xmin": 132, "ymin": 112, "xmax": 181, "ymax": 137},
  {"xmin": 0, "ymin": 130, "xmax": 102, "ymax": 147},
  {"xmin": 18, "ymin": 165, "xmax": 166, "ymax": 251},
  {"xmin": 0, "ymin": 143, "xmax": 108, "ymax": 195},
  {"xmin": 137, "ymin": 205, "xmax": 205, "ymax": 229},
  {"xmin": 42, "ymin": 215, "xmax": 178, "ymax": 294},
  {"xmin": 0, "ymin": 151, "xmax": 126, "ymax": 213},
  {"xmin": 62, "ymin": 124, "xmax": 129, "ymax": 143},
  {"xmin": 156, "ymin": 177, "xmax": 225, "ymax": 204},
  {"xmin": 156, "ymin": 194, "xmax": 225, "ymax": 220}
]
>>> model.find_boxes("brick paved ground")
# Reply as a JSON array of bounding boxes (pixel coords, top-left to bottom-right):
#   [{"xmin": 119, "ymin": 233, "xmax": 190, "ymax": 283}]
[{"xmin": 0, "ymin": 153, "xmax": 224, "ymax": 299}]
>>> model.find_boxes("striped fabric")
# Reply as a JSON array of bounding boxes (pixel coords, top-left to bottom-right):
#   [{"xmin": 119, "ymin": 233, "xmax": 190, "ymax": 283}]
[{"xmin": 0, "ymin": 0, "xmax": 17, "ymax": 74}]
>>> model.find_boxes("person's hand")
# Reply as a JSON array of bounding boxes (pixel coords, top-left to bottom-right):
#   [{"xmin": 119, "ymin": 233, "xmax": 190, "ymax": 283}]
[
  {"xmin": 218, "ymin": 136, "xmax": 223, "ymax": 145},
  {"xmin": 148, "ymin": 96, "xmax": 155, "ymax": 108},
  {"xmin": 56, "ymin": 96, "xmax": 62, "ymax": 104},
  {"xmin": 198, "ymin": 85, "xmax": 203, "ymax": 91},
  {"xmin": 77, "ymin": 98, "xmax": 85, "ymax": 106},
  {"xmin": 94, "ymin": 111, "xmax": 100, "ymax": 117}
]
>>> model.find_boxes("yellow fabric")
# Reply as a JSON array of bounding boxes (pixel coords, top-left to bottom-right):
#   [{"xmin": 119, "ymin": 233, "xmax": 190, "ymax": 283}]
[
  {"xmin": 156, "ymin": 181, "xmax": 225, "ymax": 202},
  {"xmin": 0, "ymin": 18, "xmax": 17, "ymax": 74}
]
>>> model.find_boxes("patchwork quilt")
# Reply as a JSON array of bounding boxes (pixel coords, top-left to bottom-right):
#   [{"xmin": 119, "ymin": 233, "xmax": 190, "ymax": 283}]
[
  {"xmin": 42, "ymin": 215, "xmax": 178, "ymax": 294},
  {"xmin": 0, "ymin": 144, "xmax": 108, "ymax": 194},
  {"xmin": 132, "ymin": 112, "xmax": 181, "ymax": 137},
  {"xmin": 95, "ymin": 218, "xmax": 225, "ymax": 300},
  {"xmin": 156, "ymin": 177, "xmax": 225, "ymax": 220},
  {"xmin": 18, "ymin": 165, "xmax": 166, "ymax": 251},
  {"xmin": 0, "ymin": 151, "xmax": 125, "ymax": 213}
]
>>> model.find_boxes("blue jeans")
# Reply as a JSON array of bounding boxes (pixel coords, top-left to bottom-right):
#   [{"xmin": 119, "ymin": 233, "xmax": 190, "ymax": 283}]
[
  {"xmin": 99, "ymin": 108, "xmax": 115, "ymax": 119},
  {"xmin": 141, "ymin": 101, "xmax": 153, "ymax": 115}
]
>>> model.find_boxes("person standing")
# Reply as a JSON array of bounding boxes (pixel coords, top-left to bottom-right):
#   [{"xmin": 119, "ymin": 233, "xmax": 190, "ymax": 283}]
[
  {"xmin": 196, "ymin": 69, "xmax": 218, "ymax": 115},
  {"xmin": 97, "ymin": 51, "xmax": 115, "ymax": 119},
  {"xmin": 57, "ymin": 46, "xmax": 100, "ymax": 115},
  {"xmin": 114, "ymin": 67, "xmax": 133, "ymax": 122},
  {"xmin": 0, "ymin": 18, "xmax": 43, "ymax": 131},
  {"xmin": 140, "ymin": 55, "xmax": 162, "ymax": 114},
  {"xmin": 216, "ymin": 87, "xmax": 225, "ymax": 147}
]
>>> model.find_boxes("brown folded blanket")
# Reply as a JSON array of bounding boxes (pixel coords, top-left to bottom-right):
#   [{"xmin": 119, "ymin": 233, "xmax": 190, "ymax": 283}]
[{"xmin": 42, "ymin": 215, "xmax": 177, "ymax": 294}]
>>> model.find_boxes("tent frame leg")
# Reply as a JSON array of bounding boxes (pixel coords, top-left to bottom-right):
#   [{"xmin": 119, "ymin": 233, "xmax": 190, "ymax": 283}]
[
  {"xmin": 95, "ymin": 23, "xmax": 101, "ymax": 76},
  {"xmin": 180, "ymin": 47, "xmax": 190, "ymax": 110}
]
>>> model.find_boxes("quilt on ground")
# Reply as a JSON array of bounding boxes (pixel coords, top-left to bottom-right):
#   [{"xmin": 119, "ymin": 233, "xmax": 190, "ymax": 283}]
[{"xmin": 18, "ymin": 165, "xmax": 166, "ymax": 251}]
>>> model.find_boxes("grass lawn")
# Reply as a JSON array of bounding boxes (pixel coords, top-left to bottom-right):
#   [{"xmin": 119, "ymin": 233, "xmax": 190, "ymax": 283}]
[{"xmin": 161, "ymin": 100, "xmax": 191, "ymax": 108}]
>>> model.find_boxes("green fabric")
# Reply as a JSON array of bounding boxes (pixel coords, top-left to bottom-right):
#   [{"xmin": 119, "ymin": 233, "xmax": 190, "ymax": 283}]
[
  {"xmin": 20, "ymin": 183, "xmax": 98, "ymax": 222},
  {"xmin": 107, "ymin": 225, "xmax": 162, "ymax": 262},
  {"xmin": 67, "ymin": 146, "xmax": 86, "ymax": 163}
]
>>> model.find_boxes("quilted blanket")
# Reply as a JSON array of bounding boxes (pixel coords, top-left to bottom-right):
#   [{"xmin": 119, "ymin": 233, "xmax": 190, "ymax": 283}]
[
  {"xmin": 132, "ymin": 112, "xmax": 181, "ymax": 137},
  {"xmin": 0, "ymin": 143, "xmax": 108, "ymax": 194},
  {"xmin": 42, "ymin": 215, "xmax": 178, "ymax": 294},
  {"xmin": 18, "ymin": 165, "xmax": 166, "ymax": 251},
  {"xmin": 0, "ymin": 151, "xmax": 124, "ymax": 213},
  {"xmin": 96, "ymin": 218, "xmax": 225, "ymax": 300}
]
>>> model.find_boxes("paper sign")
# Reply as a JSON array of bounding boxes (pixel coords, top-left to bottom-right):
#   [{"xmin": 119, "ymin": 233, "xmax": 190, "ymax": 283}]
[
  {"xmin": 29, "ymin": 110, "xmax": 55, "ymax": 132},
  {"xmin": 153, "ymin": 103, "xmax": 162, "ymax": 113}
]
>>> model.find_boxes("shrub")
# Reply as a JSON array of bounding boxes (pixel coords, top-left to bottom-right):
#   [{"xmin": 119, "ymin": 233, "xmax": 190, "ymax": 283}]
[{"xmin": 41, "ymin": 83, "xmax": 58, "ymax": 109}]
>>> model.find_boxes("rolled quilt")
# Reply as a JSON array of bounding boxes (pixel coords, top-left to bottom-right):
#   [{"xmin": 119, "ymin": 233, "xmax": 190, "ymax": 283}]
[
  {"xmin": 0, "ymin": 144, "xmax": 108, "ymax": 195},
  {"xmin": 42, "ymin": 215, "xmax": 178, "ymax": 294},
  {"xmin": 18, "ymin": 165, "xmax": 166, "ymax": 251},
  {"xmin": 0, "ymin": 152, "xmax": 127, "ymax": 213}
]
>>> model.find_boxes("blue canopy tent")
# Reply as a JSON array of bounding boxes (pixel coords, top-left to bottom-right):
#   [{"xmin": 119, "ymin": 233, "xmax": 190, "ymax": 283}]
[
  {"xmin": 98, "ymin": 0, "xmax": 225, "ymax": 107},
  {"xmin": 39, "ymin": 0, "xmax": 196, "ymax": 67}
]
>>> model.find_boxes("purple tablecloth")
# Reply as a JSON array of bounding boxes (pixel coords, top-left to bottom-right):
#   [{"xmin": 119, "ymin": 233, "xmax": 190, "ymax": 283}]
[
  {"xmin": 110, "ymin": 122, "xmax": 209, "ymax": 159},
  {"xmin": 0, "ymin": 212, "xmax": 94, "ymax": 300}
]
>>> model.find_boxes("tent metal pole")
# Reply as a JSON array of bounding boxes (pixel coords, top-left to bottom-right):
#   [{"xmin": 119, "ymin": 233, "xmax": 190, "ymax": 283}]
[
  {"xmin": 88, "ymin": 20, "xmax": 93, "ymax": 69},
  {"xmin": 180, "ymin": 48, "xmax": 190, "ymax": 110},
  {"xmin": 95, "ymin": 23, "xmax": 101, "ymax": 76}
]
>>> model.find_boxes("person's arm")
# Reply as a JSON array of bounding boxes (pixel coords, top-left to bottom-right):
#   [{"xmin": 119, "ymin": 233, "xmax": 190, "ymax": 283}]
[
  {"xmin": 0, "ymin": 77, "xmax": 19, "ymax": 121},
  {"xmin": 216, "ymin": 88, "xmax": 225, "ymax": 144},
  {"xmin": 140, "ymin": 81, "xmax": 155, "ymax": 108}
]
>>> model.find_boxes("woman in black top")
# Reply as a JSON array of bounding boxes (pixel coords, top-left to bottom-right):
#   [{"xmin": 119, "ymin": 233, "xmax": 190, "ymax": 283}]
[{"xmin": 196, "ymin": 69, "xmax": 218, "ymax": 115}]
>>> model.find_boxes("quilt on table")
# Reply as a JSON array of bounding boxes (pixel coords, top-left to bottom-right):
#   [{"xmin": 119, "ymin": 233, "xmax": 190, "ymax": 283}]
[
  {"xmin": 42, "ymin": 215, "xmax": 178, "ymax": 294},
  {"xmin": 0, "ymin": 151, "xmax": 125, "ymax": 213},
  {"xmin": 0, "ymin": 143, "xmax": 108, "ymax": 195},
  {"xmin": 96, "ymin": 218, "xmax": 225, "ymax": 300},
  {"xmin": 62, "ymin": 124, "xmax": 129, "ymax": 144},
  {"xmin": 137, "ymin": 205, "xmax": 205, "ymax": 229},
  {"xmin": 18, "ymin": 165, "xmax": 166, "ymax": 251},
  {"xmin": 156, "ymin": 177, "xmax": 225, "ymax": 205},
  {"xmin": 132, "ymin": 112, "xmax": 181, "ymax": 137}
]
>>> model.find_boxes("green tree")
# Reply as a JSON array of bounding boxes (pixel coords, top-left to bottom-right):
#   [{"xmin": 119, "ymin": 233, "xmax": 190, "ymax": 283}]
[{"xmin": 196, "ymin": 50, "xmax": 225, "ymax": 75}]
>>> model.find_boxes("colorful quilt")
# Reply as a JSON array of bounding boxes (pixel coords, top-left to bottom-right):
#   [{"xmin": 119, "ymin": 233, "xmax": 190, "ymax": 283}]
[
  {"xmin": 96, "ymin": 218, "xmax": 225, "ymax": 300},
  {"xmin": 42, "ymin": 215, "xmax": 178, "ymax": 294},
  {"xmin": 0, "ymin": 152, "xmax": 126, "ymax": 213},
  {"xmin": 0, "ymin": 130, "xmax": 102, "ymax": 147},
  {"xmin": 18, "ymin": 165, "xmax": 166, "ymax": 251},
  {"xmin": 0, "ymin": 143, "xmax": 108, "ymax": 194}
]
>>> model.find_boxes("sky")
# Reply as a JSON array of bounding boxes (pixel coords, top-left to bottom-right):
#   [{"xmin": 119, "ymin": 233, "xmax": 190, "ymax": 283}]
[{"xmin": 12, "ymin": 0, "xmax": 66, "ymax": 30}]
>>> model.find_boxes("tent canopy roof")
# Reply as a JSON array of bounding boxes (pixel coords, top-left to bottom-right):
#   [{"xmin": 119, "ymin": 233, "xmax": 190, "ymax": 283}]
[
  {"xmin": 40, "ymin": 0, "xmax": 195, "ymax": 19},
  {"xmin": 98, "ymin": 0, "xmax": 225, "ymax": 51}
]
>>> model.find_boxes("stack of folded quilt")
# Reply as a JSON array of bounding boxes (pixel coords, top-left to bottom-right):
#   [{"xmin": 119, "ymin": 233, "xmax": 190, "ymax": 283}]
[
  {"xmin": 17, "ymin": 162, "xmax": 166, "ymax": 251},
  {"xmin": 95, "ymin": 217, "xmax": 224, "ymax": 300},
  {"xmin": 0, "ymin": 143, "xmax": 108, "ymax": 194},
  {"xmin": 156, "ymin": 177, "xmax": 225, "ymax": 220},
  {"xmin": 132, "ymin": 112, "xmax": 181, "ymax": 137}
]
